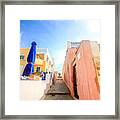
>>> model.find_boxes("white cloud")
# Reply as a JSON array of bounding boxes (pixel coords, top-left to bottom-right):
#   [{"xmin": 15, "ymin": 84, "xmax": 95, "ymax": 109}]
[
  {"xmin": 74, "ymin": 20, "xmax": 101, "ymax": 43},
  {"xmin": 86, "ymin": 20, "xmax": 100, "ymax": 33}
]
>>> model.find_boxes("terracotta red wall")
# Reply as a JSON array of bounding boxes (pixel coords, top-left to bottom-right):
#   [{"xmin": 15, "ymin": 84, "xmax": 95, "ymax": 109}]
[
  {"xmin": 75, "ymin": 41, "xmax": 99, "ymax": 99},
  {"xmin": 62, "ymin": 41, "xmax": 100, "ymax": 100},
  {"xmin": 62, "ymin": 48, "xmax": 77, "ymax": 96}
]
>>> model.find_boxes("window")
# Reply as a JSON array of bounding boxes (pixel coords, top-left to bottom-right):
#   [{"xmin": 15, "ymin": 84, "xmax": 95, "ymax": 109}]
[
  {"xmin": 36, "ymin": 67, "xmax": 40, "ymax": 72},
  {"xmin": 20, "ymin": 55, "xmax": 24, "ymax": 60}
]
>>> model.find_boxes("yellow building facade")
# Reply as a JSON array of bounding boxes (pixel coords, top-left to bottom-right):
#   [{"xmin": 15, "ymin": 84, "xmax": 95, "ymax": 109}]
[
  {"xmin": 20, "ymin": 48, "xmax": 54, "ymax": 76},
  {"xmin": 20, "ymin": 48, "xmax": 30, "ymax": 75}
]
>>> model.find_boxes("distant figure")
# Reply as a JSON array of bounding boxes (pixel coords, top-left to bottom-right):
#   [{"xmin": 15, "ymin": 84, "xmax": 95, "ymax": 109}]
[
  {"xmin": 58, "ymin": 73, "xmax": 61, "ymax": 78},
  {"xmin": 49, "ymin": 72, "xmax": 53, "ymax": 86},
  {"xmin": 46, "ymin": 72, "xmax": 50, "ymax": 83},
  {"xmin": 40, "ymin": 71, "xmax": 44, "ymax": 78},
  {"xmin": 41, "ymin": 72, "xmax": 46, "ymax": 80}
]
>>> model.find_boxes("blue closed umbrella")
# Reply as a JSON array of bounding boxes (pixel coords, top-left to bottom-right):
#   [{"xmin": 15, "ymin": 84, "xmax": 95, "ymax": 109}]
[{"xmin": 22, "ymin": 41, "xmax": 37, "ymax": 76}]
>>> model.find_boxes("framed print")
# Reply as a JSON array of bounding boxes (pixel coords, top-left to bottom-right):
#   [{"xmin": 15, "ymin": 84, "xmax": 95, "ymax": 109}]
[{"xmin": 0, "ymin": 0, "xmax": 119, "ymax": 119}]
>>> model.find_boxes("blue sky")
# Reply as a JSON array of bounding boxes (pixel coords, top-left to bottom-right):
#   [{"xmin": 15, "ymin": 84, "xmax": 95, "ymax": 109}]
[{"xmin": 20, "ymin": 20, "xmax": 100, "ymax": 72}]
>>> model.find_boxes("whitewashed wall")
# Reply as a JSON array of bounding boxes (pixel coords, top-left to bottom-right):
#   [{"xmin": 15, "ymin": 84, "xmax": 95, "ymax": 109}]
[{"xmin": 20, "ymin": 80, "xmax": 47, "ymax": 100}]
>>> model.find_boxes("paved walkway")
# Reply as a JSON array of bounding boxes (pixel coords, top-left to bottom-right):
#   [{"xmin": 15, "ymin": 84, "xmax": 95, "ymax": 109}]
[{"xmin": 42, "ymin": 79, "xmax": 74, "ymax": 100}]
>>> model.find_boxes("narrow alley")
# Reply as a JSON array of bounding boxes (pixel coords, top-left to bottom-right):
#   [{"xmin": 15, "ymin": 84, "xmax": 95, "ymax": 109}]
[
  {"xmin": 20, "ymin": 41, "xmax": 100, "ymax": 100},
  {"xmin": 42, "ymin": 79, "xmax": 74, "ymax": 100}
]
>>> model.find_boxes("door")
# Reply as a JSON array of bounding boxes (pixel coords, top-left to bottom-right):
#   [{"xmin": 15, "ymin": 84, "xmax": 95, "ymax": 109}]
[{"xmin": 73, "ymin": 64, "xmax": 79, "ymax": 99}]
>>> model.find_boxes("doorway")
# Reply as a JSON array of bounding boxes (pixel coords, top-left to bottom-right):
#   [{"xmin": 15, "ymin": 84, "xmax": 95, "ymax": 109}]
[
  {"xmin": 36, "ymin": 67, "xmax": 40, "ymax": 72},
  {"xmin": 73, "ymin": 64, "xmax": 79, "ymax": 99}
]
